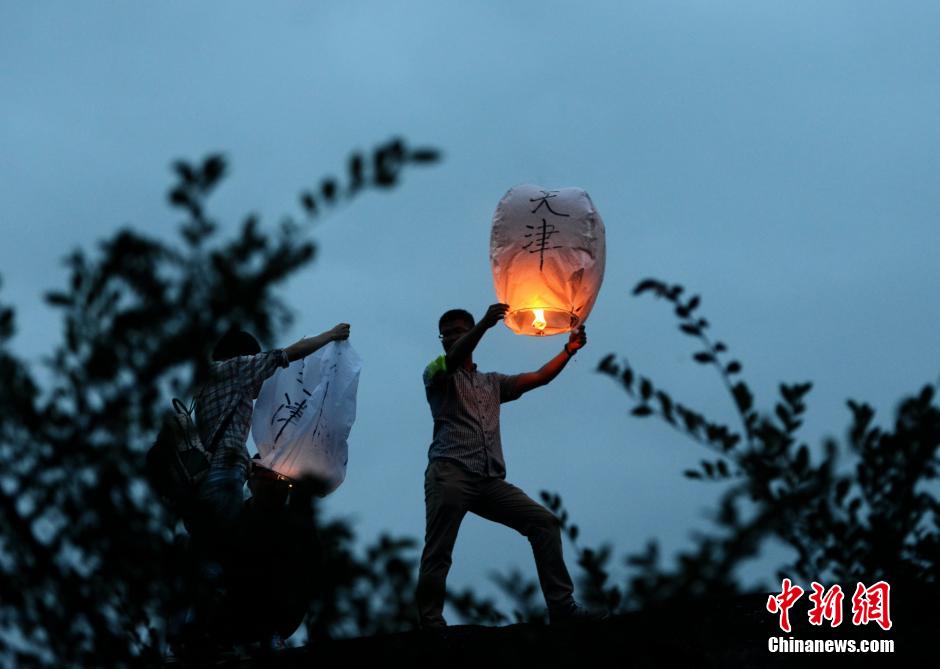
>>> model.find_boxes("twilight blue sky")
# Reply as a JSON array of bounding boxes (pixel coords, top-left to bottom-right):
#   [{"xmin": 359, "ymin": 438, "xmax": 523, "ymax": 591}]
[{"xmin": 2, "ymin": 1, "xmax": 939, "ymax": 617}]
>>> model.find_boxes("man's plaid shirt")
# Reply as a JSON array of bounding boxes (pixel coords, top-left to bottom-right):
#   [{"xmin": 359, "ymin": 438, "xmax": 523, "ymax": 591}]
[{"xmin": 196, "ymin": 349, "xmax": 290, "ymax": 472}]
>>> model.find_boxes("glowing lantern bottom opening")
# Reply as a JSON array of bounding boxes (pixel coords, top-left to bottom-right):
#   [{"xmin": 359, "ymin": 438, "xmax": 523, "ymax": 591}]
[{"xmin": 507, "ymin": 308, "xmax": 578, "ymax": 336}]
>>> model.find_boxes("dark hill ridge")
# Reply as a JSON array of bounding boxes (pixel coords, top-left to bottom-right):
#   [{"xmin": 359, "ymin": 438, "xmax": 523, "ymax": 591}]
[{"xmin": 167, "ymin": 593, "xmax": 934, "ymax": 667}]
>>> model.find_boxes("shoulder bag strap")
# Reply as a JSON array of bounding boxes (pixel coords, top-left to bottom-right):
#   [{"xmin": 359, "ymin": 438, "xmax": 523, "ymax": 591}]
[{"xmin": 193, "ymin": 385, "xmax": 242, "ymax": 455}]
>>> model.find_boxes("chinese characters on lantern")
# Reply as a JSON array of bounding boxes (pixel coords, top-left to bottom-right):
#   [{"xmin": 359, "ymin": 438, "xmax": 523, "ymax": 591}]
[
  {"xmin": 271, "ymin": 389, "xmax": 312, "ymax": 443},
  {"xmin": 766, "ymin": 580, "xmax": 892, "ymax": 631},
  {"xmin": 522, "ymin": 191, "xmax": 568, "ymax": 271},
  {"xmin": 529, "ymin": 189, "xmax": 570, "ymax": 217},
  {"xmin": 523, "ymin": 219, "xmax": 562, "ymax": 270}
]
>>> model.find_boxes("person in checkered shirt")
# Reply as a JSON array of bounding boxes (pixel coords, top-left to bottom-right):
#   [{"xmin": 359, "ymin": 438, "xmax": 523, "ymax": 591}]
[
  {"xmin": 180, "ymin": 323, "xmax": 348, "ymax": 650},
  {"xmin": 186, "ymin": 323, "xmax": 349, "ymax": 537}
]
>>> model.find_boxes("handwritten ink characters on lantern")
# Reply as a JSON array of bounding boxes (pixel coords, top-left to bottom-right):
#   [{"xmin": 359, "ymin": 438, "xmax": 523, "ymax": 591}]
[
  {"xmin": 528, "ymin": 189, "xmax": 571, "ymax": 217},
  {"xmin": 522, "ymin": 219, "xmax": 562, "ymax": 270},
  {"xmin": 270, "ymin": 362, "xmax": 314, "ymax": 443},
  {"xmin": 491, "ymin": 184, "xmax": 606, "ymax": 336},
  {"xmin": 308, "ymin": 376, "xmax": 332, "ymax": 445},
  {"xmin": 523, "ymin": 190, "xmax": 568, "ymax": 271},
  {"xmin": 252, "ymin": 341, "xmax": 361, "ymax": 494},
  {"xmin": 271, "ymin": 390, "xmax": 311, "ymax": 443}
]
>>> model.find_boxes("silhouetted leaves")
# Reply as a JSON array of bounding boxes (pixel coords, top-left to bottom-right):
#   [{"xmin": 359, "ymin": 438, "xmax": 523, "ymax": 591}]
[
  {"xmin": 169, "ymin": 186, "xmax": 190, "ymax": 207},
  {"xmin": 374, "ymin": 138, "xmax": 404, "ymax": 188},
  {"xmin": 45, "ymin": 291, "xmax": 73, "ymax": 307},
  {"xmin": 675, "ymin": 295, "xmax": 701, "ymax": 319},
  {"xmin": 172, "ymin": 160, "xmax": 196, "ymax": 184},
  {"xmin": 540, "ymin": 491, "xmax": 562, "ymax": 513},
  {"xmin": 621, "ymin": 366, "xmax": 634, "ymax": 390},
  {"xmin": 732, "ymin": 382, "xmax": 753, "ymax": 414},
  {"xmin": 793, "ymin": 445, "xmax": 809, "ymax": 473},
  {"xmin": 835, "ymin": 478, "xmax": 851, "ymax": 502},
  {"xmin": 847, "ymin": 400, "xmax": 875, "ymax": 444},
  {"xmin": 597, "ymin": 353, "xmax": 617, "ymax": 375},
  {"xmin": 918, "ymin": 384, "xmax": 935, "ymax": 406},
  {"xmin": 321, "ymin": 178, "xmax": 338, "ymax": 202},
  {"xmin": 0, "ymin": 141, "xmax": 442, "ymax": 665},
  {"xmin": 632, "ymin": 278, "xmax": 662, "ymax": 296},
  {"xmin": 599, "ymin": 277, "xmax": 940, "ymax": 613},
  {"xmin": 297, "ymin": 137, "xmax": 441, "ymax": 220},
  {"xmin": 656, "ymin": 391, "xmax": 674, "ymax": 423},
  {"xmin": 410, "ymin": 148, "xmax": 442, "ymax": 164},
  {"xmin": 201, "ymin": 154, "xmax": 226, "ymax": 188},
  {"xmin": 300, "ymin": 191, "xmax": 318, "ymax": 215},
  {"xmin": 347, "ymin": 153, "xmax": 365, "ymax": 194}
]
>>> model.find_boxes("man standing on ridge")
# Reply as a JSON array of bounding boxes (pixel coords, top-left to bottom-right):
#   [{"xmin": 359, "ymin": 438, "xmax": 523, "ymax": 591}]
[{"xmin": 416, "ymin": 303, "xmax": 600, "ymax": 628}]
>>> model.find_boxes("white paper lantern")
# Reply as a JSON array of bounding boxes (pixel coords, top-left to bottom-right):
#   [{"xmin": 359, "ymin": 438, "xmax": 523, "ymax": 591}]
[
  {"xmin": 252, "ymin": 341, "xmax": 361, "ymax": 495},
  {"xmin": 490, "ymin": 184, "xmax": 606, "ymax": 336}
]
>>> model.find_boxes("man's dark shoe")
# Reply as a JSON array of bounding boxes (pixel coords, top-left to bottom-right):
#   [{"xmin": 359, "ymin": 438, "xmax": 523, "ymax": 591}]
[{"xmin": 549, "ymin": 601, "xmax": 609, "ymax": 624}]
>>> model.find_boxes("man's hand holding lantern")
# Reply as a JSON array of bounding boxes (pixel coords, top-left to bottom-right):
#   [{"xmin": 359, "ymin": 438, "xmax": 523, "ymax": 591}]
[
  {"xmin": 564, "ymin": 325, "xmax": 587, "ymax": 356},
  {"xmin": 481, "ymin": 303, "xmax": 509, "ymax": 329}
]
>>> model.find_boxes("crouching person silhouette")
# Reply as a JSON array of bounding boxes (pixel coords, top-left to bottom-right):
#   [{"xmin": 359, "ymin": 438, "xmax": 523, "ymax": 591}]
[{"xmin": 415, "ymin": 304, "xmax": 601, "ymax": 628}]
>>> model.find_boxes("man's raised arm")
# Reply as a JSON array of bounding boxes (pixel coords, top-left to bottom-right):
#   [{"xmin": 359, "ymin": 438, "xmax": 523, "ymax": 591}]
[
  {"xmin": 284, "ymin": 323, "xmax": 350, "ymax": 362},
  {"xmin": 445, "ymin": 304, "xmax": 508, "ymax": 370},
  {"xmin": 510, "ymin": 325, "xmax": 587, "ymax": 397}
]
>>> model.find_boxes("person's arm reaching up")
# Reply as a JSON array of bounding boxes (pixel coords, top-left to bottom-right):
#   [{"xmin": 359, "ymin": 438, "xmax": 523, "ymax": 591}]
[
  {"xmin": 444, "ymin": 304, "xmax": 507, "ymax": 370},
  {"xmin": 284, "ymin": 323, "xmax": 350, "ymax": 362},
  {"xmin": 510, "ymin": 325, "xmax": 586, "ymax": 397}
]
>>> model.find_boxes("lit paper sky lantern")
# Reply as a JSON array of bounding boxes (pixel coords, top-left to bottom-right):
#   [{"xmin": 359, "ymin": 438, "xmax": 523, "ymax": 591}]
[{"xmin": 490, "ymin": 184, "xmax": 606, "ymax": 336}]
